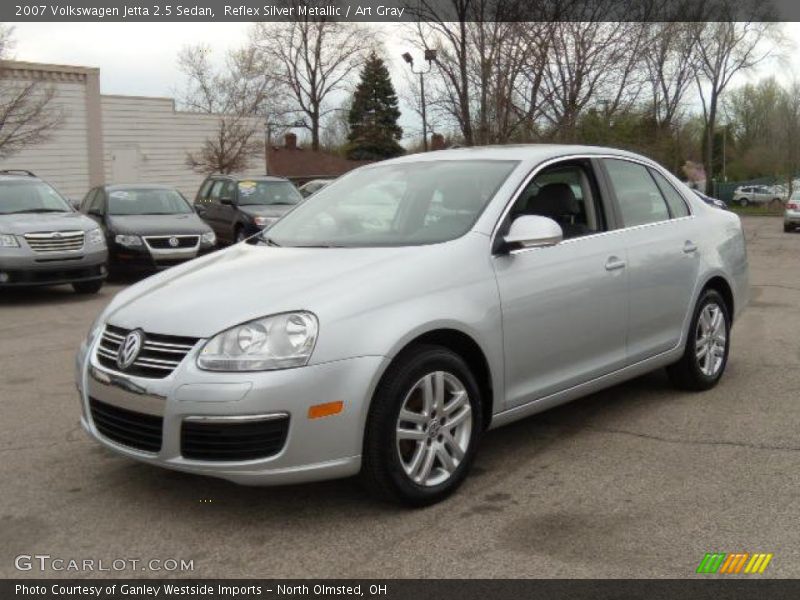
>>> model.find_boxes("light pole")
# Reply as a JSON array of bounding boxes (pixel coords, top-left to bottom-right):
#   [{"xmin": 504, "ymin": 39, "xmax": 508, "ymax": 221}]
[{"xmin": 402, "ymin": 49, "xmax": 437, "ymax": 151}]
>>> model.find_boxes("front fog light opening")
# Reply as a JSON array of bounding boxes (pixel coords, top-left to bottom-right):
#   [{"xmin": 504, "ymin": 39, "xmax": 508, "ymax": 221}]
[{"xmin": 0, "ymin": 271, "xmax": 10, "ymax": 283}]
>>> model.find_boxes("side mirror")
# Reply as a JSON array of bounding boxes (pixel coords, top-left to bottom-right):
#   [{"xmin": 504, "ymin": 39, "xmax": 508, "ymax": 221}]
[
  {"xmin": 88, "ymin": 208, "xmax": 103, "ymax": 218},
  {"xmin": 70, "ymin": 199, "xmax": 81, "ymax": 210},
  {"xmin": 220, "ymin": 195, "xmax": 233, "ymax": 205},
  {"xmin": 502, "ymin": 215, "xmax": 563, "ymax": 252}
]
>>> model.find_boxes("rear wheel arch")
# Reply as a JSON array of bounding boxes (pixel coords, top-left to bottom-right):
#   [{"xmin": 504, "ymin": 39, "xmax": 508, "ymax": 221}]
[{"xmin": 701, "ymin": 275, "xmax": 734, "ymax": 322}]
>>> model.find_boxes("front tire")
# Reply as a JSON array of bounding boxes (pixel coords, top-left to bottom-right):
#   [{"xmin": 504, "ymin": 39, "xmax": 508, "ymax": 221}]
[
  {"xmin": 739, "ymin": 197, "xmax": 749, "ymax": 207},
  {"xmin": 361, "ymin": 345, "xmax": 482, "ymax": 506},
  {"xmin": 667, "ymin": 289, "xmax": 730, "ymax": 391},
  {"xmin": 785, "ymin": 223, "xmax": 793, "ymax": 233},
  {"xmin": 72, "ymin": 280, "xmax": 103, "ymax": 294}
]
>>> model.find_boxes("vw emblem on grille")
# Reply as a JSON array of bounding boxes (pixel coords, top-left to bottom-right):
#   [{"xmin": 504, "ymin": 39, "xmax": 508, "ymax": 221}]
[
  {"xmin": 52, "ymin": 232, "xmax": 63, "ymax": 239},
  {"xmin": 117, "ymin": 329, "xmax": 144, "ymax": 370},
  {"xmin": 168, "ymin": 237, "xmax": 179, "ymax": 247}
]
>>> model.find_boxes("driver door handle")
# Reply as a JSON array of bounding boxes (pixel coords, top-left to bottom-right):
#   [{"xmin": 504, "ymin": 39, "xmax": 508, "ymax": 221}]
[
  {"xmin": 683, "ymin": 240, "xmax": 698, "ymax": 254},
  {"xmin": 605, "ymin": 256, "xmax": 627, "ymax": 271}
]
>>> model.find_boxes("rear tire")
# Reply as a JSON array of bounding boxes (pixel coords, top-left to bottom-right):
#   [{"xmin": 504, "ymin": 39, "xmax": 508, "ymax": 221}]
[
  {"xmin": 785, "ymin": 223, "xmax": 793, "ymax": 233},
  {"xmin": 739, "ymin": 197, "xmax": 749, "ymax": 207},
  {"xmin": 360, "ymin": 344, "xmax": 482, "ymax": 507},
  {"xmin": 72, "ymin": 280, "xmax": 103, "ymax": 294},
  {"xmin": 667, "ymin": 289, "xmax": 730, "ymax": 391}
]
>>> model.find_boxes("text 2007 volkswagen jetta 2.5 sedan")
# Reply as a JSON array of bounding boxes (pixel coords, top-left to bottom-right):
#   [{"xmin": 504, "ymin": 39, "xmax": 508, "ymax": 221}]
[{"xmin": 76, "ymin": 146, "xmax": 749, "ymax": 505}]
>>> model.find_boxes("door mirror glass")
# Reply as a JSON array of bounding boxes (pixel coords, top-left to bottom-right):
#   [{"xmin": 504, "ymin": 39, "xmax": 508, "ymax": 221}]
[{"xmin": 503, "ymin": 215, "xmax": 563, "ymax": 251}]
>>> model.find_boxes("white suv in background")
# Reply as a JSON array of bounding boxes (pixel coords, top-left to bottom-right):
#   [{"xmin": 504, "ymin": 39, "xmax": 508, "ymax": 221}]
[{"xmin": 732, "ymin": 185, "xmax": 786, "ymax": 207}]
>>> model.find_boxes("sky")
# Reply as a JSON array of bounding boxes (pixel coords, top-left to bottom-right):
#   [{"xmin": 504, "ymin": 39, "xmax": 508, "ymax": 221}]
[{"xmin": 8, "ymin": 22, "xmax": 800, "ymax": 141}]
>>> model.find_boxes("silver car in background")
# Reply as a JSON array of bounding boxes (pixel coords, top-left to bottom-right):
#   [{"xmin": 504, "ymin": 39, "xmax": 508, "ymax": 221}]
[
  {"xmin": 75, "ymin": 145, "xmax": 749, "ymax": 506},
  {"xmin": 785, "ymin": 192, "xmax": 800, "ymax": 232}
]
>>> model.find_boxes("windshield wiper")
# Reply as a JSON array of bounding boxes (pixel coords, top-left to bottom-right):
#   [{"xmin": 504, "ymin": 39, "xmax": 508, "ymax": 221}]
[
  {"xmin": 262, "ymin": 236, "xmax": 281, "ymax": 247},
  {"xmin": 4, "ymin": 208, "xmax": 69, "ymax": 214}
]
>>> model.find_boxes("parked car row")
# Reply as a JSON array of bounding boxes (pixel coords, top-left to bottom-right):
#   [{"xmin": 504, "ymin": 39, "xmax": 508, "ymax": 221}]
[{"xmin": 0, "ymin": 170, "xmax": 310, "ymax": 293}]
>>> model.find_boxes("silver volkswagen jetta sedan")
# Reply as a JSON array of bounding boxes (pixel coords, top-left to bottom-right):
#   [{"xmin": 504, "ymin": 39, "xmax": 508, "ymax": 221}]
[{"xmin": 76, "ymin": 145, "xmax": 749, "ymax": 505}]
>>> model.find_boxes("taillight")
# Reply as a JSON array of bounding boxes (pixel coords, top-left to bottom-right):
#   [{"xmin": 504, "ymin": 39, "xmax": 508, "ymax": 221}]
[{"xmin": 788, "ymin": 203, "xmax": 799, "ymax": 210}]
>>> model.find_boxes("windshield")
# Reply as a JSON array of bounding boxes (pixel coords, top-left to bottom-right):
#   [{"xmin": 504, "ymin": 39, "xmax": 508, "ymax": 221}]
[
  {"xmin": 265, "ymin": 160, "xmax": 518, "ymax": 247},
  {"xmin": 238, "ymin": 180, "xmax": 302, "ymax": 206},
  {"xmin": 108, "ymin": 188, "xmax": 193, "ymax": 215},
  {"xmin": 0, "ymin": 180, "xmax": 71, "ymax": 214}
]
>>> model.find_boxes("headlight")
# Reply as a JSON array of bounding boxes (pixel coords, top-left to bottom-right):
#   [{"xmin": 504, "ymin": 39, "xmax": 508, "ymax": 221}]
[
  {"xmin": 115, "ymin": 234, "xmax": 142, "ymax": 247},
  {"xmin": 197, "ymin": 312, "xmax": 318, "ymax": 371},
  {"xmin": 0, "ymin": 233, "xmax": 19, "ymax": 247},
  {"xmin": 253, "ymin": 216, "xmax": 277, "ymax": 228},
  {"xmin": 86, "ymin": 228, "xmax": 105, "ymax": 245},
  {"xmin": 200, "ymin": 231, "xmax": 216, "ymax": 246}
]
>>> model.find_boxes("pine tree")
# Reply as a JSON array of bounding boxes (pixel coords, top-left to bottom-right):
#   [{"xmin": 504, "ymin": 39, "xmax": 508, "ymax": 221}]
[{"xmin": 346, "ymin": 52, "xmax": 404, "ymax": 160}]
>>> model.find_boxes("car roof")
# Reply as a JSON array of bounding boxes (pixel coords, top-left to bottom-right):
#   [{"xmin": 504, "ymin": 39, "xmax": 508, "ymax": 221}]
[
  {"xmin": 371, "ymin": 143, "xmax": 656, "ymax": 168},
  {"xmin": 0, "ymin": 174, "xmax": 42, "ymax": 182},
  {"xmin": 105, "ymin": 183, "xmax": 177, "ymax": 191},
  {"xmin": 210, "ymin": 175, "xmax": 289, "ymax": 182}
]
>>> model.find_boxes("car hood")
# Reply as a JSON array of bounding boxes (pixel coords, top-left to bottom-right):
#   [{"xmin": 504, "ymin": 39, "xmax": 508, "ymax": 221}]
[
  {"xmin": 238, "ymin": 205, "xmax": 296, "ymax": 219},
  {"xmin": 107, "ymin": 214, "xmax": 212, "ymax": 235},
  {"xmin": 0, "ymin": 211, "xmax": 98, "ymax": 234},
  {"xmin": 103, "ymin": 240, "xmax": 465, "ymax": 339}
]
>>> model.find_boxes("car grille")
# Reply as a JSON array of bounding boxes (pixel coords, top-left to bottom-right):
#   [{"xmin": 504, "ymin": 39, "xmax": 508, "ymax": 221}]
[
  {"xmin": 181, "ymin": 416, "xmax": 290, "ymax": 461},
  {"xmin": 89, "ymin": 397, "xmax": 163, "ymax": 453},
  {"xmin": 24, "ymin": 230, "xmax": 84, "ymax": 253},
  {"xmin": 95, "ymin": 324, "xmax": 199, "ymax": 378},
  {"xmin": 144, "ymin": 235, "xmax": 199, "ymax": 249}
]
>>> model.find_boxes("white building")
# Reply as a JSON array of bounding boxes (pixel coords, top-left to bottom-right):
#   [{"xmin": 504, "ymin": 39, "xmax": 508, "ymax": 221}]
[{"xmin": 0, "ymin": 60, "xmax": 265, "ymax": 201}]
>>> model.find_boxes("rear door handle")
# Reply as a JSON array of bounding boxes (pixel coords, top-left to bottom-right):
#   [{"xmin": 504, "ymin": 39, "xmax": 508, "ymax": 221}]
[
  {"xmin": 605, "ymin": 256, "xmax": 627, "ymax": 271},
  {"xmin": 683, "ymin": 240, "xmax": 698, "ymax": 254}
]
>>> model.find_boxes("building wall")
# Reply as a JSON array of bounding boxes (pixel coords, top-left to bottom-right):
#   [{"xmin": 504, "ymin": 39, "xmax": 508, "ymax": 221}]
[
  {"xmin": 0, "ymin": 61, "xmax": 266, "ymax": 203},
  {"xmin": 101, "ymin": 95, "xmax": 265, "ymax": 200},
  {"xmin": 0, "ymin": 64, "xmax": 93, "ymax": 200}
]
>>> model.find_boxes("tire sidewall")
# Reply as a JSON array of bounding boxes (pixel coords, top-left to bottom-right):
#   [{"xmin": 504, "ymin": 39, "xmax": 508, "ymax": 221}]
[
  {"xmin": 687, "ymin": 289, "xmax": 731, "ymax": 387},
  {"xmin": 371, "ymin": 348, "xmax": 482, "ymax": 505}
]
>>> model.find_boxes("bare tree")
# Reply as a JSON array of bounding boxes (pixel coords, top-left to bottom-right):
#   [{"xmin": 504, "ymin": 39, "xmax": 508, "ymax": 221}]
[
  {"xmin": 642, "ymin": 22, "xmax": 699, "ymax": 130},
  {"xmin": 178, "ymin": 43, "xmax": 283, "ymax": 174},
  {"xmin": 0, "ymin": 25, "xmax": 64, "ymax": 159},
  {"xmin": 185, "ymin": 117, "xmax": 262, "ymax": 174},
  {"xmin": 252, "ymin": 13, "xmax": 375, "ymax": 151},
  {"xmin": 405, "ymin": 1, "xmax": 557, "ymax": 146},
  {"xmin": 539, "ymin": 18, "xmax": 649, "ymax": 142},
  {"xmin": 690, "ymin": 2, "xmax": 779, "ymax": 192}
]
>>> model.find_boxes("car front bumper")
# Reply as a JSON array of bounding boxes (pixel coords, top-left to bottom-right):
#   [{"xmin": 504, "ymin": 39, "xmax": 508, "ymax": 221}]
[
  {"xmin": 75, "ymin": 331, "xmax": 388, "ymax": 485},
  {"xmin": 0, "ymin": 247, "xmax": 107, "ymax": 287},
  {"xmin": 110, "ymin": 242, "xmax": 215, "ymax": 271}
]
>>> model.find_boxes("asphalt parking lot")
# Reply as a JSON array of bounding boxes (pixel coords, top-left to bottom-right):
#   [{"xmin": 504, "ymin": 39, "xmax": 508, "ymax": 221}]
[{"xmin": 1, "ymin": 215, "xmax": 799, "ymax": 579}]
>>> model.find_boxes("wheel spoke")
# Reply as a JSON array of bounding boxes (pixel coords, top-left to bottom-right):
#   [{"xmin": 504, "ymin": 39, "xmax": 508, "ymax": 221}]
[
  {"xmin": 399, "ymin": 408, "xmax": 426, "ymax": 426},
  {"xmin": 432, "ymin": 372, "xmax": 445, "ymax": 413},
  {"xmin": 443, "ymin": 390, "xmax": 467, "ymax": 416},
  {"xmin": 435, "ymin": 442, "xmax": 457, "ymax": 473},
  {"xmin": 397, "ymin": 427, "xmax": 426, "ymax": 441},
  {"xmin": 405, "ymin": 443, "xmax": 426, "ymax": 477},
  {"xmin": 447, "ymin": 405, "xmax": 471, "ymax": 429},
  {"xmin": 441, "ymin": 430, "xmax": 465, "ymax": 461},
  {"xmin": 696, "ymin": 343, "xmax": 709, "ymax": 360},
  {"xmin": 421, "ymin": 374, "xmax": 435, "ymax": 417},
  {"xmin": 414, "ymin": 445, "xmax": 437, "ymax": 484}
]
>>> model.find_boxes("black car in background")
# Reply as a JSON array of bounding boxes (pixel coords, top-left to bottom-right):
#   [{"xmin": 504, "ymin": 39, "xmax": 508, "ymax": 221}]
[
  {"xmin": 80, "ymin": 184, "xmax": 216, "ymax": 271},
  {"xmin": 194, "ymin": 175, "xmax": 303, "ymax": 244}
]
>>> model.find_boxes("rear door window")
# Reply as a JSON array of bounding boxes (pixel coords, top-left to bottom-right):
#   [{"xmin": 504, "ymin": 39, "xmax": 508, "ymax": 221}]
[
  {"xmin": 603, "ymin": 159, "xmax": 670, "ymax": 228},
  {"xmin": 649, "ymin": 169, "xmax": 690, "ymax": 218}
]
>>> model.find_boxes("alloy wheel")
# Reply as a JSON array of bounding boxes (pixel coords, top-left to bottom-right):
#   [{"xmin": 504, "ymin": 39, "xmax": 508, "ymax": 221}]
[
  {"xmin": 395, "ymin": 371, "xmax": 472, "ymax": 487},
  {"xmin": 695, "ymin": 302, "xmax": 727, "ymax": 377}
]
